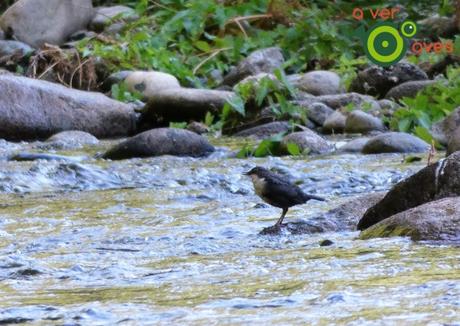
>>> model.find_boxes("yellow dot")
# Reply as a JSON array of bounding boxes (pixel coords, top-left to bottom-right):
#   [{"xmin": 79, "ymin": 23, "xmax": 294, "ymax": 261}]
[{"xmin": 382, "ymin": 40, "xmax": 389, "ymax": 48}]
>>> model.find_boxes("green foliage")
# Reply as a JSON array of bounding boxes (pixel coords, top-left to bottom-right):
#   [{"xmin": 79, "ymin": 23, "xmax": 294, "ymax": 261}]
[
  {"xmin": 169, "ymin": 122, "xmax": 188, "ymax": 129},
  {"xmin": 111, "ymin": 82, "xmax": 142, "ymax": 102},
  {"xmin": 390, "ymin": 67, "xmax": 460, "ymax": 146},
  {"xmin": 236, "ymin": 133, "xmax": 285, "ymax": 158}
]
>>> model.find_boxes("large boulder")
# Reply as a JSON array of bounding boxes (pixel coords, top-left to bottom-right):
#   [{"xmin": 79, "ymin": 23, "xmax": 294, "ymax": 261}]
[
  {"xmin": 0, "ymin": 0, "xmax": 94, "ymax": 48},
  {"xmin": 357, "ymin": 151, "xmax": 460, "ymax": 230},
  {"xmin": 281, "ymin": 129, "xmax": 332, "ymax": 155},
  {"xmin": 431, "ymin": 106, "xmax": 460, "ymax": 146},
  {"xmin": 336, "ymin": 137, "xmax": 370, "ymax": 153},
  {"xmin": 385, "ymin": 80, "xmax": 436, "ymax": 100},
  {"xmin": 288, "ymin": 192, "xmax": 386, "ymax": 234},
  {"xmin": 360, "ymin": 197, "xmax": 460, "ymax": 243},
  {"xmin": 124, "ymin": 71, "xmax": 181, "ymax": 100},
  {"xmin": 140, "ymin": 88, "xmax": 234, "ymax": 125},
  {"xmin": 102, "ymin": 128, "xmax": 214, "ymax": 160},
  {"xmin": 350, "ymin": 63, "xmax": 428, "ymax": 98},
  {"xmin": 0, "ymin": 74, "xmax": 136, "ymax": 140},
  {"xmin": 362, "ymin": 132, "xmax": 429, "ymax": 154},
  {"xmin": 290, "ymin": 71, "xmax": 342, "ymax": 95},
  {"xmin": 234, "ymin": 121, "xmax": 290, "ymax": 139},
  {"xmin": 221, "ymin": 47, "xmax": 284, "ymax": 86},
  {"xmin": 344, "ymin": 110, "xmax": 386, "ymax": 134}
]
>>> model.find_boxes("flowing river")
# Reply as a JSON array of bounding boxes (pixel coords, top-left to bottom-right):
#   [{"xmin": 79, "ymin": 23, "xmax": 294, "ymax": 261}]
[{"xmin": 0, "ymin": 137, "xmax": 459, "ymax": 325}]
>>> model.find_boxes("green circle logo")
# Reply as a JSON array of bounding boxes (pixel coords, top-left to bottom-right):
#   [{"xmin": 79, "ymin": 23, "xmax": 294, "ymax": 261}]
[
  {"xmin": 400, "ymin": 20, "xmax": 417, "ymax": 37},
  {"xmin": 363, "ymin": 22, "xmax": 408, "ymax": 67}
]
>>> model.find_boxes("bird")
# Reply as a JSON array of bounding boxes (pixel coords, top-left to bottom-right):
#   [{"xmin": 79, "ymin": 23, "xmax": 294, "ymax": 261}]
[{"xmin": 244, "ymin": 166, "xmax": 325, "ymax": 233}]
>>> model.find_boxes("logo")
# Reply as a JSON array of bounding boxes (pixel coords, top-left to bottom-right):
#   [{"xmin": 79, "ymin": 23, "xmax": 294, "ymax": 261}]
[
  {"xmin": 355, "ymin": 20, "xmax": 417, "ymax": 67},
  {"xmin": 352, "ymin": 7, "xmax": 455, "ymax": 67}
]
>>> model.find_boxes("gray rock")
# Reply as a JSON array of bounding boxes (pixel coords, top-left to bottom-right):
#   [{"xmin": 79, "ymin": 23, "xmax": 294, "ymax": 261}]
[
  {"xmin": 103, "ymin": 128, "xmax": 214, "ymax": 160},
  {"xmin": 0, "ymin": 28, "xmax": 4, "ymax": 40},
  {"xmin": 447, "ymin": 127, "xmax": 460, "ymax": 156},
  {"xmin": 350, "ymin": 62, "xmax": 428, "ymax": 97},
  {"xmin": 0, "ymin": 40, "xmax": 33, "ymax": 57},
  {"xmin": 0, "ymin": 0, "xmax": 94, "ymax": 48},
  {"xmin": 43, "ymin": 130, "xmax": 99, "ymax": 150},
  {"xmin": 431, "ymin": 106, "xmax": 460, "ymax": 146},
  {"xmin": 287, "ymin": 192, "xmax": 386, "ymax": 234},
  {"xmin": 336, "ymin": 137, "xmax": 370, "ymax": 153},
  {"xmin": 186, "ymin": 121, "xmax": 209, "ymax": 135},
  {"xmin": 322, "ymin": 111, "xmax": 346, "ymax": 134},
  {"xmin": 102, "ymin": 70, "xmax": 133, "ymax": 91},
  {"xmin": 291, "ymin": 70, "xmax": 342, "ymax": 95},
  {"xmin": 345, "ymin": 110, "xmax": 386, "ymax": 134},
  {"xmin": 362, "ymin": 132, "xmax": 429, "ymax": 154},
  {"xmin": 89, "ymin": 5, "xmax": 139, "ymax": 32},
  {"xmin": 124, "ymin": 71, "xmax": 180, "ymax": 100},
  {"xmin": 234, "ymin": 121, "xmax": 290, "ymax": 139},
  {"xmin": 360, "ymin": 197, "xmax": 460, "ymax": 244},
  {"xmin": 141, "ymin": 88, "xmax": 234, "ymax": 124},
  {"xmin": 0, "ymin": 74, "xmax": 136, "ymax": 141},
  {"xmin": 358, "ymin": 151, "xmax": 460, "ymax": 230},
  {"xmin": 385, "ymin": 80, "xmax": 436, "ymax": 100},
  {"xmin": 299, "ymin": 102, "xmax": 334, "ymax": 126},
  {"xmin": 222, "ymin": 47, "xmax": 284, "ymax": 86},
  {"xmin": 301, "ymin": 92, "xmax": 379, "ymax": 111},
  {"xmin": 281, "ymin": 129, "xmax": 332, "ymax": 155}
]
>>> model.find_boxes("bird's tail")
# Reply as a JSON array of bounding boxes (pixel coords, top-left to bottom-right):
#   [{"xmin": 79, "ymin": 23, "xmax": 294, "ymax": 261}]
[{"xmin": 304, "ymin": 194, "xmax": 326, "ymax": 202}]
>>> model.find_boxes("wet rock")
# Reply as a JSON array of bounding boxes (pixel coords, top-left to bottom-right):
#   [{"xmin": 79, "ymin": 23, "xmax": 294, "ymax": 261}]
[
  {"xmin": 281, "ymin": 129, "xmax": 332, "ymax": 155},
  {"xmin": 319, "ymin": 239, "xmax": 334, "ymax": 246},
  {"xmin": 290, "ymin": 70, "xmax": 343, "ymax": 95},
  {"xmin": 385, "ymin": 80, "xmax": 436, "ymax": 100},
  {"xmin": 345, "ymin": 110, "xmax": 386, "ymax": 134},
  {"xmin": 431, "ymin": 106, "xmax": 460, "ymax": 146},
  {"xmin": 298, "ymin": 102, "xmax": 334, "ymax": 126},
  {"xmin": 336, "ymin": 137, "xmax": 370, "ymax": 153},
  {"xmin": 0, "ymin": 74, "xmax": 137, "ymax": 141},
  {"xmin": 186, "ymin": 121, "xmax": 209, "ymax": 135},
  {"xmin": 234, "ymin": 121, "xmax": 290, "ymax": 139},
  {"xmin": 350, "ymin": 63, "xmax": 428, "ymax": 97},
  {"xmin": 362, "ymin": 132, "xmax": 429, "ymax": 154},
  {"xmin": 447, "ymin": 127, "xmax": 460, "ymax": 156},
  {"xmin": 141, "ymin": 88, "xmax": 235, "ymax": 125},
  {"xmin": 124, "ymin": 71, "xmax": 181, "ymax": 100},
  {"xmin": 103, "ymin": 128, "xmax": 215, "ymax": 160},
  {"xmin": 360, "ymin": 197, "xmax": 460, "ymax": 243},
  {"xmin": 358, "ymin": 151, "xmax": 460, "ymax": 230},
  {"xmin": 9, "ymin": 152, "xmax": 85, "ymax": 162},
  {"xmin": 0, "ymin": 0, "xmax": 94, "ymax": 48},
  {"xmin": 0, "ymin": 28, "xmax": 4, "ymax": 40},
  {"xmin": 44, "ymin": 130, "xmax": 99, "ymax": 150},
  {"xmin": 0, "ymin": 40, "xmax": 34, "ymax": 57},
  {"xmin": 221, "ymin": 47, "xmax": 284, "ymax": 86},
  {"xmin": 0, "ymin": 317, "xmax": 33, "ymax": 324},
  {"xmin": 322, "ymin": 111, "xmax": 346, "ymax": 134},
  {"xmin": 287, "ymin": 192, "xmax": 386, "ymax": 234},
  {"xmin": 89, "ymin": 5, "xmax": 139, "ymax": 32}
]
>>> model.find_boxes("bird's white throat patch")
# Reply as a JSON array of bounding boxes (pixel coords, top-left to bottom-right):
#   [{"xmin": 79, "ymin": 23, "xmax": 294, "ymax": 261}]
[{"xmin": 250, "ymin": 175, "xmax": 266, "ymax": 197}]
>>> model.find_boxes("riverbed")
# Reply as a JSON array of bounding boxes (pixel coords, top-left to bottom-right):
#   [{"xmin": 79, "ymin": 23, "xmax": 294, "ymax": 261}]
[{"xmin": 0, "ymin": 137, "xmax": 459, "ymax": 325}]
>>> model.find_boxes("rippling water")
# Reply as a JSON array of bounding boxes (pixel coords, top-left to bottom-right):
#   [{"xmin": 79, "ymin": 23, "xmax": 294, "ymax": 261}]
[{"xmin": 0, "ymin": 137, "xmax": 459, "ymax": 325}]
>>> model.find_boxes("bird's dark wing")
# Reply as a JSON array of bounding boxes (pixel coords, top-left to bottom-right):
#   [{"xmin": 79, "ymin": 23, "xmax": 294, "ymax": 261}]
[{"xmin": 261, "ymin": 176, "xmax": 307, "ymax": 208}]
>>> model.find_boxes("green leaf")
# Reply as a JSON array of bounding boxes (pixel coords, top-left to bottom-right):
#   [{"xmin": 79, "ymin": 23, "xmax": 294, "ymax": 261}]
[
  {"xmin": 226, "ymin": 95, "xmax": 245, "ymax": 116},
  {"xmin": 414, "ymin": 126, "xmax": 433, "ymax": 144},
  {"xmin": 194, "ymin": 40, "xmax": 211, "ymax": 52},
  {"xmin": 286, "ymin": 142, "xmax": 301, "ymax": 156}
]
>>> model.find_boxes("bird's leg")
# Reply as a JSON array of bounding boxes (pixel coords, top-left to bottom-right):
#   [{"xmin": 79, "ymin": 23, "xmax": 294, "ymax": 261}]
[{"xmin": 274, "ymin": 208, "xmax": 288, "ymax": 227}]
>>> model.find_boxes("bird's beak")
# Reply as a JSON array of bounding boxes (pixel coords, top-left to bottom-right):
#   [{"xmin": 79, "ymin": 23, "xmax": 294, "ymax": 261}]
[{"xmin": 243, "ymin": 171, "xmax": 251, "ymax": 176}]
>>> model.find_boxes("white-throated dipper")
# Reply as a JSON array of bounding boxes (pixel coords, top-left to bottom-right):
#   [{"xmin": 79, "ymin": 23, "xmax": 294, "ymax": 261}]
[{"xmin": 244, "ymin": 166, "xmax": 325, "ymax": 233}]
